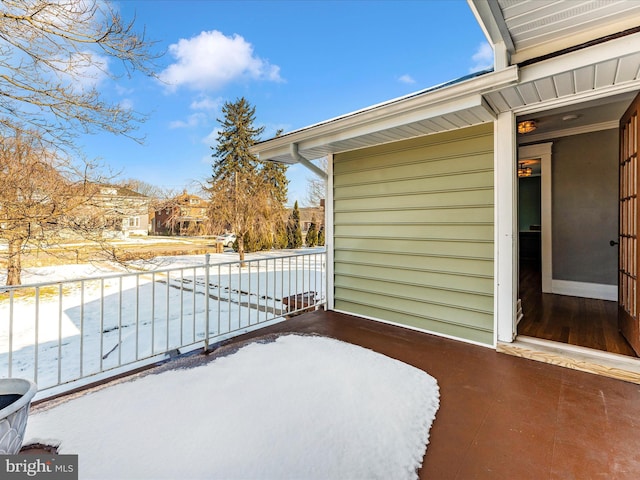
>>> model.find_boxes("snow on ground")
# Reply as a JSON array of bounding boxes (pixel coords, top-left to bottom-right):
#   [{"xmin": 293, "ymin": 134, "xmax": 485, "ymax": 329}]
[
  {"xmin": 0, "ymin": 235, "xmax": 198, "ymax": 253},
  {"xmin": 25, "ymin": 334, "xmax": 440, "ymax": 480},
  {"xmin": 1, "ymin": 264, "xmax": 114, "ymax": 286},
  {"xmin": 1, "ymin": 249, "xmax": 326, "ymax": 392}
]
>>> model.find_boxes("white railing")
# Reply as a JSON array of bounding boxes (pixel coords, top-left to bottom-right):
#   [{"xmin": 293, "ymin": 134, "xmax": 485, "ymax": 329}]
[{"xmin": 0, "ymin": 250, "xmax": 326, "ymax": 400}]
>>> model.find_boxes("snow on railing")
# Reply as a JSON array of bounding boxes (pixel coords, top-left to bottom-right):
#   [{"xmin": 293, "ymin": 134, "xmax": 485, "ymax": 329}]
[{"xmin": 0, "ymin": 250, "xmax": 326, "ymax": 400}]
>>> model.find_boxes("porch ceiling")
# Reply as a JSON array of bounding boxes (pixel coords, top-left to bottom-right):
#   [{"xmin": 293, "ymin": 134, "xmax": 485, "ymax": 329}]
[
  {"xmin": 484, "ymin": 31, "xmax": 640, "ymax": 116},
  {"xmin": 469, "ymin": 0, "xmax": 640, "ymax": 64},
  {"xmin": 251, "ymin": 68, "xmax": 518, "ymax": 164}
]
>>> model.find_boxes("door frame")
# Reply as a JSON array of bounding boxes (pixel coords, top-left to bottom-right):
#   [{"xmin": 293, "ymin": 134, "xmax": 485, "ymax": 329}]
[
  {"xmin": 518, "ymin": 143, "xmax": 553, "ymax": 293},
  {"xmin": 496, "ymin": 96, "xmax": 636, "ymax": 346}
]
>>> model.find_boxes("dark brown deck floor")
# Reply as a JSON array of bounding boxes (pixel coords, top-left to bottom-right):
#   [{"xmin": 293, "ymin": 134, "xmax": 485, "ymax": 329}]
[
  {"xmin": 23, "ymin": 309, "xmax": 640, "ymax": 478},
  {"xmin": 232, "ymin": 310, "xmax": 640, "ymax": 479}
]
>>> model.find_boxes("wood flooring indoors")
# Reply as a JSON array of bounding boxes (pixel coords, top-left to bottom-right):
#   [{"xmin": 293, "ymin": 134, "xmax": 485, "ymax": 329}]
[{"xmin": 517, "ymin": 264, "xmax": 637, "ymax": 357}]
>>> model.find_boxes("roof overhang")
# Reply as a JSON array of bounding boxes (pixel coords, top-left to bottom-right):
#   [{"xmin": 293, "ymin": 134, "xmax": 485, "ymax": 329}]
[
  {"xmin": 468, "ymin": 0, "xmax": 640, "ymax": 66},
  {"xmin": 484, "ymin": 31, "xmax": 640, "ymax": 116},
  {"xmin": 251, "ymin": 67, "xmax": 518, "ymax": 164}
]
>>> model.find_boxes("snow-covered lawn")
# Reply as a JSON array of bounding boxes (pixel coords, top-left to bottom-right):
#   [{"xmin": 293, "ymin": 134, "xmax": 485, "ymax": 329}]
[
  {"xmin": 25, "ymin": 334, "xmax": 440, "ymax": 480},
  {"xmin": 1, "ymin": 249, "xmax": 326, "ymax": 395}
]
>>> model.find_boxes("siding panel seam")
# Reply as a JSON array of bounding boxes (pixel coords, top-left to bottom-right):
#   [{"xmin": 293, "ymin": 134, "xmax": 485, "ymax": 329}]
[
  {"xmin": 335, "ymin": 272, "xmax": 493, "ymax": 297},
  {"xmin": 336, "ymin": 286, "xmax": 493, "ymax": 315},
  {"xmin": 334, "ymin": 298, "xmax": 493, "ymax": 333}
]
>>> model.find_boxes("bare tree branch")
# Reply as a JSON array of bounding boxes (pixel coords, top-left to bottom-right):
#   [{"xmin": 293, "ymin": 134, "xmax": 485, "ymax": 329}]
[
  {"xmin": 0, "ymin": 131, "xmax": 151, "ymax": 285},
  {"xmin": 305, "ymin": 157, "xmax": 327, "ymax": 207},
  {"xmin": 0, "ymin": 0, "xmax": 160, "ymax": 150}
]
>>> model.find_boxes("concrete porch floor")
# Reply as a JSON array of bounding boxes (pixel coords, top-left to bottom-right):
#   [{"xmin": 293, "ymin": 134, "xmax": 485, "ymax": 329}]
[{"xmin": 24, "ymin": 309, "xmax": 640, "ymax": 478}]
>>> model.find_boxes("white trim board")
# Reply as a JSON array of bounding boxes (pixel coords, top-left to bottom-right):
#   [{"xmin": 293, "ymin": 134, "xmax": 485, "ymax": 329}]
[
  {"xmin": 551, "ymin": 280, "xmax": 617, "ymax": 301},
  {"xmin": 495, "ymin": 112, "xmax": 518, "ymax": 344},
  {"xmin": 519, "ymin": 143, "xmax": 553, "ymax": 293},
  {"xmin": 326, "ymin": 154, "xmax": 335, "ymax": 311},
  {"xmin": 332, "ymin": 308, "xmax": 496, "ymax": 349}
]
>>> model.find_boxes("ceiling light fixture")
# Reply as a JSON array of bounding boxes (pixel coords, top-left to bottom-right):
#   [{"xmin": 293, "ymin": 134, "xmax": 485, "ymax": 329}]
[
  {"xmin": 517, "ymin": 120, "xmax": 537, "ymax": 134},
  {"xmin": 518, "ymin": 162, "xmax": 532, "ymax": 177}
]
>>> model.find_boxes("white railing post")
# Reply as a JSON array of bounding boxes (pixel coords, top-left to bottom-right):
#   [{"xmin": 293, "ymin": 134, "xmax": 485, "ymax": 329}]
[{"xmin": 204, "ymin": 253, "xmax": 211, "ymax": 352}]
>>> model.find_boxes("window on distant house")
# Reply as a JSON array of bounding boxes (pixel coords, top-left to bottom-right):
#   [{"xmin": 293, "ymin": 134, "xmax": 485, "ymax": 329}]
[{"xmin": 129, "ymin": 217, "xmax": 140, "ymax": 228}]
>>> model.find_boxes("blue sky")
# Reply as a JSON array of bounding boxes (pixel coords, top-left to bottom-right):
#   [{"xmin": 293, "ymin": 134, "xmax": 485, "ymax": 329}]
[{"xmin": 82, "ymin": 0, "xmax": 492, "ymax": 206}]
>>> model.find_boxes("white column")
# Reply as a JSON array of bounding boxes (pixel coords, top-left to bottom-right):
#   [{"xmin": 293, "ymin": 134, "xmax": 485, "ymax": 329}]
[
  {"xmin": 326, "ymin": 154, "xmax": 335, "ymax": 310},
  {"xmin": 494, "ymin": 112, "xmax": 518, "ymax": 344}
]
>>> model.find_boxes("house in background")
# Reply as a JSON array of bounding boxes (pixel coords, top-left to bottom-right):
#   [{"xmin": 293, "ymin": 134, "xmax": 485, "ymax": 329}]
[
  {"xmin": 252, "ymin": 1, "xmax": 640, "ymax": 380},
  {"xmin": 87, "ymin": 184, "xmax": 150, "ymax": 238},
  {"xmin": 299, "ymin": 200, "xmax": 325, "ymax": 239},
  {"xmin": 153, "ymin": 191, "xmax": 208, "ymax": 236}
]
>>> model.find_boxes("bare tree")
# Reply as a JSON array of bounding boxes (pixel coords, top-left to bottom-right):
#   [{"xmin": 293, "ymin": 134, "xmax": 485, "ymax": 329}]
[
  {"xmin": 0, "ymin": 133, "xmax": 87, "ymax": 284},
  {"xmin": 118, "ymin": 178, "xmax": 172, "ymax": 201},
  {"xmin": 305, "ymin": 157, "xmax": 328, "ymax": 207},
  {"xmin": 0, "ymin": 0, "xmax": 158, "ymax": 149},
  {"xmin": 0, "ymin": 132, "xmax": 154, "ymax": 285},
  {"xmin": 207, "ymin": 170, "xmax": 285, "ymax": 263}
]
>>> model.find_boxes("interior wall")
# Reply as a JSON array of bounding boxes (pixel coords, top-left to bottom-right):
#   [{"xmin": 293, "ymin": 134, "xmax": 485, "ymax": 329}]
[
  {"xmin": 519, "ymin": 176, "xmax": 541, "ymax": 231},
  {"xmin": 552, "ymin": 129, "xmax": 618, "ymax": 285}
]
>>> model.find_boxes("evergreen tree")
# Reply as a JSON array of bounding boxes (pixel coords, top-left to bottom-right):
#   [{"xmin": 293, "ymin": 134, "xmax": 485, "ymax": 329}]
[
  {"xmin": 207, "ymin": 97, "xmax": 286, "ymax": 262},
  {"xmin": 287, "ymin": 201, "xmax": 303, "ymax": 249},
  {"xmin": 273, "ymin": 219, "xmax": 289, "ymax": 249},
  {"xmin": 318, "ymin": 225, "xmax": 325, "ymax": 246},
  {"xmin": 262, "ymin": 161, "xmax": 289, "ymax": 206},
  {"xmin": 234, "ymin": 231, "xmax": 273, "ymax": 253},
  {"xmin": 211, "ymin": 98, "xmax": 263, "ymax": 182},
  {"xmin": 305, "ymin": 215, "xmax": 318, "ymax": 247}
]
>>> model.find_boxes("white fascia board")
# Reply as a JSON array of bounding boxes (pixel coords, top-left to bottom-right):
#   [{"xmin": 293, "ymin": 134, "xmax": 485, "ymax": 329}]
[
  {"xmin": 519, "ymin": 31, "xmax": 640, "ymax": 84},
  {"xmin": 253, "ymin": 66, "xmax": 518, "ymax": 162},
  {"xmin": 467, "ymin": 0, "xmax": 514, "ymax": 53}
]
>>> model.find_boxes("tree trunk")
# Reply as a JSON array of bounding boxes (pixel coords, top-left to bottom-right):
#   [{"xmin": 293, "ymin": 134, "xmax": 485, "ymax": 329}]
[
  {"xmin": 7, "ymin": 238, "xmax": 23, "ymax": 286},
  {"xmin": 238, "ymin": 235, "xmax": 246, "ymax": 267}
]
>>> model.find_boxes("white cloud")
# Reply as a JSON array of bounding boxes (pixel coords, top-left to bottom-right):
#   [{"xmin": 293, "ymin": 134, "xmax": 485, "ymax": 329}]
[
  {"xmin": 169, "ymin": 113, "xmax": 207, "ymax": 129},
  {"xmin": 119, "ymin": 98, "xmax": 134, "ymax": 111},
  {"xmin": 398, "ymin": 74, "xmax": 416, "ymax": 84},
  {"xmin": 262, "ymin": 123, "xmax": 290, "ymax": 139},
  {"xmin": 169, "ymin": 96, "xmax": 221, "ymax": 131},
  {"xmin": 159, "ymin": 30, "xmax": 283, "ymax": 91},
  {"xmin": 203, "ymin": 127, "xmax": 221, "ymax": 145},
  {"xmin": 190, "ymin": 96, "xmax": 223, "ymax": 111},
  {"xmin": 470, "ymin": 42, "xmax": 494, "ymax": 73},
  {"xmin": 115, "ymin": 84, "xmax": 134, "ymax": 96},
  {"xmin": 201, "ymin": 153, "xmax": 214, "ymax": 165}
]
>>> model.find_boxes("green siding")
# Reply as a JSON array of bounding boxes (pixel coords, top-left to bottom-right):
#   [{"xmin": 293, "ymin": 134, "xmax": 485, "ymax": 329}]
[{"xmin": 333, "ymin": 123, "xmax": 494, "ymax": 345}]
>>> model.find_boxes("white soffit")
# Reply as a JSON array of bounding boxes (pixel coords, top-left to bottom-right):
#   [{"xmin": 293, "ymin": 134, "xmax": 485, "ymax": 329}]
[
  {"xmin": 484, "ymin": 31, "xmax": 640, "ymax": 115},
  {"xmin": 252, "ymin": 67, "xmax": 518, "ymax": 164},
  {"xmin": 469, "ymin": 0, "xmax": 640, "ymax": 64}
]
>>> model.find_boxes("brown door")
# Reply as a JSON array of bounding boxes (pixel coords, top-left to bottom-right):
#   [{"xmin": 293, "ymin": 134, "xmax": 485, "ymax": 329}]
[{"xmin": 619, "ymin": 92, "xmax": 640, "ymax": 355}]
